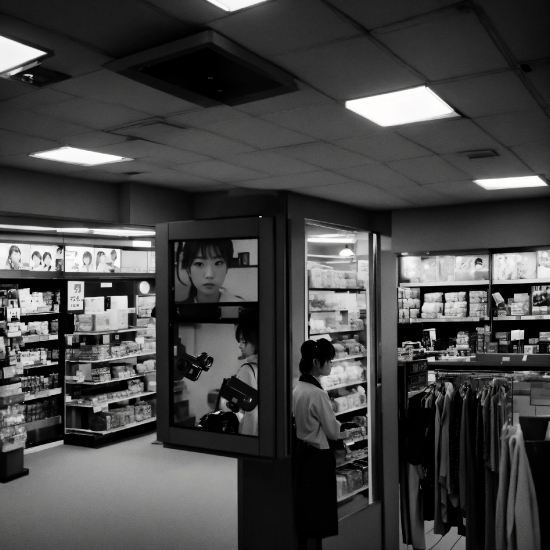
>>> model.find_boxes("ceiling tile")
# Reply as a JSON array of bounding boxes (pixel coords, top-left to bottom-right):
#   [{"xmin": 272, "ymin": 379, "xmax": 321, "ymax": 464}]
[
  {"xmin": 209, "ymin": 0, "xmax": 360, "ymax": 57},
  {"xmin": 167, "ymin": 106, "xmax": 249, "ymax": 128},
  {"xmin": 525, "ymin": 64, "xmax": 550, "ymax": 109},
  {"xmin": 64, "ymin": 132, "xmax": 131, "ymax": 149},
  {"xmin": 234, "ymin": 171, "xmax": 354, "ymax": 190},
  {"xmin": 275, "ymin": 142, "xmax": 374, "ymax": 170},
  {"xmin": 95, "ymin": 139, "xmax": 210, "ymax": 165},
  {"xmin": 326, "ymin": 0, "xmax": 458, "ymax": 30},
  {"xmin": 230, "ymin": 151, "xmax": 318, "ymax": 176},
  {"xmin": 431, "ymin": 71, "xmax": 540, "ymax": 118},
  {"xmin": 0, "ymin": 129, "xmax": 59, "ymax": 157},
  {"xmin": 0, "ymin": 0, "xmax": 194, "ymax": 58},
  {"xmin": 234, "ymin": 86, "xmax": 333, "ymax": 116},
  {"xmin": 203, "ymin": 117, "xmax": 314, "ymax": 149},
  {"xmin": 107, "ymin": 124, "xmax": 256, "ymax": 157},
  {"xmin": 335, "ymin": 163, "xmax": 417, "ymax": 189},
  {"xmin": 0, "ymin": 79, "xmax": 34, "ymax": 101},
  {"xmin": 375, "ymin": 10, "xmax": 509, "ymax": 80},
  {"xmin": 441, "ymin": 148, "xmax": 533, "ymax": 179},
  {"xmin": 273, "ymin": 36, "xmax": 423, "ymax": 101},
  {"xmin": 67, "ymin": 170, "xmax": 125, "ymax": 183},
  {"xmin": 0, "ymin": 109, "xmax": 90, "ymax": 140},
  {"xmin": 397, "ymin": 119, "xmax": 502, "ymax": 155},
  {"xmin": 293, "ymin": 182, "xmax": 414, "ymax": 209},
  {"xmin": 69, "ymin": 159, "xmax": 160, "ymax": 175},
  {"xmin": 334, "ymin": 133, "xmax": 431, "ymax": 162},
  {"xmin": 479, "ymin": 0, "xmax": 550, "ymax": 61},
  {"xmin": 424, "ymin": 179, "xmax": 550, "ymax": 203},
  {"xmin": 145, "ymin": 0, "xmax": 226, "ymax": 26},
  {"xmin": 263, "ymin": 103, "xmax": 381, "ymax": 141},
  {"xmin": 175, "ymin": 160, "xmax": 267, "ymax": 183},
  {"xmin": 390, "ymin": 183, "xmax": 462, "ymax": 206},
  {"xmin": 475, "ymin": 109, "xmax": 550, "ymax": 147},
  {"xmin": 51, "ymin": 70, "xmax": 197, "ymax": 116},
  {"xmin": 184, "ymin": 183, "xmax": 237, "ymax": 193},
  {"xmin": 511, "ymin": 142, "xmax": 550, "ymax": 175},
  {"xmin": 129, "ymin": 168, "xmax": 219, "ymax": 188},
  {"xmin": 1, "ymin": 88, "xmax": 75, "ymax": 110},
  {"xmin": 388, "ymin": 156, "xmax": 468, "ymax": 184},
  {"xmin": 32, "ymin": 98, "xmax": 149, "ymax": 131}
]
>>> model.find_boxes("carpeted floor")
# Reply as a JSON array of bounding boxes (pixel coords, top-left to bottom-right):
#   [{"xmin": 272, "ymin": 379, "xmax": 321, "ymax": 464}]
[{"xmin": 0, "ymin": 434, "xmax": 238, "ymax": 550}]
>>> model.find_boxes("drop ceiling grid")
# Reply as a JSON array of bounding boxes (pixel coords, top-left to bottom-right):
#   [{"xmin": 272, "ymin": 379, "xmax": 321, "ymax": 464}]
[
  {"xmin": 208, "ymin": 0, "xmax": 362, "ymax": 58},
  {"xmin": 174, "ymin": 159, "xmax": 268, "ymax": 183},
  {"xmin": 232, "ymin": 170, "xmax": 357, "ymax": 190},
  {"xmin": 229, "ymin": 150, "xmax": 320, "ymax": 177},
  {"xmin": 271, "ymin": 36, "xmax": 423, "ymax": 101},
  {"xmin": 374, "ymin": 9, "xmax": 510, "ymax": 81},
  {"xmin": 333, "ymin": 163, "xmax": 419, "ymax": 190},
  {"xmin": 387, "ymin": 155, "xmax": 470, "ymax": 184}
]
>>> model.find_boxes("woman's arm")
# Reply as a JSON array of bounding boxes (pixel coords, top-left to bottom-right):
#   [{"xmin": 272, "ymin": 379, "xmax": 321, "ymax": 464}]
[{"xmin": 311, "ymin": 391, "xmax": 341, "ymax": 441}]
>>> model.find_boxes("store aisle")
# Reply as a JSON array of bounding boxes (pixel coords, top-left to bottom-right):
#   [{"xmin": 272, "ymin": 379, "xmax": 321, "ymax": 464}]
[
  {"xmin": 0, "ymin": 434, "xmax": 238, "ymax": 550},
  {"xmin": 399, "ymin": 520, "xmax": 465, "ymax": 550}
]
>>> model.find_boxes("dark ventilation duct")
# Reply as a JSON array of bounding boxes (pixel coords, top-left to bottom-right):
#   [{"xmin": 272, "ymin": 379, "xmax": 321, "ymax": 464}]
[{"xmin": 103, "ymin": 30, "xmax": 298, "ymax": 107}]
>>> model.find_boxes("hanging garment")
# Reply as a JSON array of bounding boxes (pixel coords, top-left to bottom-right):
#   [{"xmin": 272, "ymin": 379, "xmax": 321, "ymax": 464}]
[
  {"xmin": 439, "ymin": 387, "xmax": 452, "ymax": 524},
  {"xmin": 506, "ymin": 425, "xmax": 540, "ymax": 550},
  {"xmin": 474, "ymin": 390, "xmax": 486, "ymax": 550},
  {"xmin": 408, "ymin": 463, "xmax": 427, "ymax": 550},
  {"xmin": 434, "ymin": 392, "xmax": 450, "ymax": 536},
  {"xmin": 449, "ymin": 387, "xmax": 463, "ymax": 505},
  {"xmin": 495, "ymin": 424, "xmax": 516, "ymax": 550},
  {"xmin": 421, "ymin": 392, "xmax": 436, "ymax": 521}
]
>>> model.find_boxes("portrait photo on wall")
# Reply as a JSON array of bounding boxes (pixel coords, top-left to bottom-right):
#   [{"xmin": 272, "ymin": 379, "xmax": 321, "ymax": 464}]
[
  {"xmin": 0, "ymin": 243, "xmax": 31, "ymax": 271},
  {"xmin": 94, "ymin": 248, "xmax": 121, "ymax": 273},
  {"xmin": 174, "ymin": 239, "xmax": 258, "ymax": 304},
  {"xmin": 28, "ymin": 244, "xmax": 59, "ymax": 271},
  {"xmin": 455, "ymin": 254, "xmax": 489, "ymax": 281},
  {"xmin": 65, "ymin": 246, "xmax": 95, "ymax": 273}
]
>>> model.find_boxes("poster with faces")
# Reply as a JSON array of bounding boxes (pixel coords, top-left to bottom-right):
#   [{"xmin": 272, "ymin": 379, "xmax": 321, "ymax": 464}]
[
  {"xmin": 65, "ymin": 246, "xmax": 95, "ymax": 273},
  {"xmin": 28, "ymin": 244, "xmax": 58, "ymax": 271},
  {"xmin": 94, "ymin": 248, "xmax": 121, "ymax": 273},
  {"xmin": 0, "ymin": 243, "xmax": 31, "ymax": 271},
  {"xmin": 537, "ymin": 250, "xmax": 550, "ymax": 279}
]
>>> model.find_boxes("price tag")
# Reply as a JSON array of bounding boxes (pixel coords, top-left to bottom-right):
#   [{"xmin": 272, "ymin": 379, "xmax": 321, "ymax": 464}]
[
  {"xmin": 523, "ymin": 355, "xmax": 528, "ymax": 361},
  {"xmin": 502, "ymin": 357, "xmax": 510, "ymax": 362},
  {"xmin": 93, "ymin": 405, "xmax": 102, "ymax": 413},
  {"xmin": 535, "ymin": 315, "xmax": 544, "ymax": 320},
  {"xmin": 100, "ymin": 283, "xmax": 113, "ymax": 288}
]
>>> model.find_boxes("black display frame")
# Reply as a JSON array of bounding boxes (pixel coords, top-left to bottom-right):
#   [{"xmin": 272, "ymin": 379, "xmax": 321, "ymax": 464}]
[{"xmin": 156, "ymin": 217, "xmax": 277, "ymax": 458}]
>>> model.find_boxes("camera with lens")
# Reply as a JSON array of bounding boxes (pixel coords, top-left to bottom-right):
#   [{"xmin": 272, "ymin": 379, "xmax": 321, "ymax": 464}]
[{"xmin": 177, "ymin": 352, "xmax": 214, "ymax": 381}]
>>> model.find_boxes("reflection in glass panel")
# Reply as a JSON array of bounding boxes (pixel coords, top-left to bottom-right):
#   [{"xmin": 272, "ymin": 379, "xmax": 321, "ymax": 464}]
[{"xmin": 172, "ymin": 238, "xmax": 259, "ymax": 437}]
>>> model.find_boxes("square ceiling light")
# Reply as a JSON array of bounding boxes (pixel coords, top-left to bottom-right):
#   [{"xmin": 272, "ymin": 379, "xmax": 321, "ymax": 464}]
[
  {"xmin": 205, "ymin": 0, "xmax": 269, "ymax": 10},
  {"xmin": 345, "ymin": 86, "xmax": 459, "ymax": 127},
  {"xmin": 473, "ymin": 176, "xmax": 548, "ymax": 190},
  {"xmin": 29, "ymin": 147, "xmax": 133, "ymax": 166},
  {"xmin": 0, "ymin": 34, "xmax": 50, "ymax": 76},
  {"xmin": 103, "ymin": 30, "xmax": 297, "ymax": 107}
]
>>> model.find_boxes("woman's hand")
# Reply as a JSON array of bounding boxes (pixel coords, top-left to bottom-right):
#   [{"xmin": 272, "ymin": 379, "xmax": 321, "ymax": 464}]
[{"xmin": 337, "ymin": 430, "xmax": 350, "ymax": 440}]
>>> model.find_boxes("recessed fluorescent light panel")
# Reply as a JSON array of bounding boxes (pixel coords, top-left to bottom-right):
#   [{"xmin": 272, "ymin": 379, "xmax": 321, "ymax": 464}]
[
  {"xmin": 345, "ymin": 86, "xmax": 459, "ymax": 127},
  {"xmin": 0, "ymin": 34, "xmax": 48, "ymax": 76},
  {"xmin": 29, "ymin": 147, "xmax": 133, "ymax": 166},
  {"xmin": 474, "ymin": 176, "xmax": 548, "ymax": 190},
  {"xmin": 205, "ymin": 0, "xmax": 268, "ymax": 11}
]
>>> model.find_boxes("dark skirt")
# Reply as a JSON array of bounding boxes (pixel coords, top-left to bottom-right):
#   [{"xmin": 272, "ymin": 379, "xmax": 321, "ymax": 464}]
[{"xmin": 295, "ymin": 441, "xmax": 338, "ymax": 539}]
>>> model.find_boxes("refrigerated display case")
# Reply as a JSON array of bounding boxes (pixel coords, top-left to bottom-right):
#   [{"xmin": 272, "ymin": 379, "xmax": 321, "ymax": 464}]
[{"xmin": 304, "ymin": 221, "xmax": 377, "ymax": 519}]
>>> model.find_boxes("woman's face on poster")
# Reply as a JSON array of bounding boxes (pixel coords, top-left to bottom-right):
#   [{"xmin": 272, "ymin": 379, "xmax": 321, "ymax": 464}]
[
  {"xmin": 187, "ymin": 248, "xmax": 228, "ymax": 298},
  {"xmin": 44, "ymin": 255, "xmax": 52, "ymax": 266}
]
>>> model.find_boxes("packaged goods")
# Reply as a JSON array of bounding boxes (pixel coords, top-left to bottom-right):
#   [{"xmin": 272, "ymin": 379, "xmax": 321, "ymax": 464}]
[
  {"xmin": 336, "ymin": 475, "xmax": 348, "ymax": 498},
  {"xmin": 92, "ymin": 313, "xmax": 110, "ymax": 332},
  {"xmin": 107, "ymin": 296, "xmax": 128, "ymax": 310},
  {"xmin": 469, "ymin": 303, "xmax": 487, "ymax": 317},
  {"xmin": 334, "ymin": 396, "xmax": 348, "ymax": 413},
  {"xmin": 84, "ymin": 297, "xmax": 105, "ymax": 313},
  {"xmin": 424, "ymin": 292, "xmax": 443, "ymax": 303},
  {"xmin": 524, "ymin": 345, "xmax": 538, "ymax": 354},
  {"xmin": 540, "ymin": 332, "xmax": 550, "ymax": 342},
  {"xmin": 337, "ymin": 468, "xmax": 363, "ymax": 492},
  {"xmin": 107, "ymin": 308, "xmax": 129, "ymax": 330},
  {"xmin": 445, "ymin": 292, "xmax": 467, "ymax": 302},
  {"xmin": 421, "ymin": 303, "xmax": 443, "ymax": 313}
]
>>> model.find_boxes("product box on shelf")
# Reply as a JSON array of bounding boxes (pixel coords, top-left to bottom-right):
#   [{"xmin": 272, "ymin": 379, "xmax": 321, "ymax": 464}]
[
  {"xmin": 524, "ymin": 345, "xmax": 539, "ymax": 354},
  {"xmin": 84, "ymin": 297, "xmax": 105, "ymax": 313},
  {"xmin": 75, "ymin": 314, "xmax": 93, "ymax": 332},
  {"xmin": 92, "ymin": 313, "xmax": 110, "ymax": 332},
  {"xmin": 107, "ymin": 308, "xmax": 129, "ymax": 330},
  {"xmin": 107, "ymin": 296, "xmax": 128, "ymax": 310}
]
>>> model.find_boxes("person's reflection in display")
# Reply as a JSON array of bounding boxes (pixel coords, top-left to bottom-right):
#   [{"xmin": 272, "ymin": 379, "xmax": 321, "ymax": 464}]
[
  {"xmin": 235, "ymin": 323, "xmax": 258, "ymax": 436},
  {"xmin": 178, "ymin": 239, "xmax": 244, "ymax": 304}
]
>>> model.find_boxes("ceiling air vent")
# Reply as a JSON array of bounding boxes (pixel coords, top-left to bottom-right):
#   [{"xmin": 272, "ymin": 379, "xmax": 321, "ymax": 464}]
[
  {"xmin": 460, "ymin": 150, "xmax": 500, "ymax": 160},
  {"xmin": 103, "ymin": 30, "xmax": 297, "ymax": 108}
]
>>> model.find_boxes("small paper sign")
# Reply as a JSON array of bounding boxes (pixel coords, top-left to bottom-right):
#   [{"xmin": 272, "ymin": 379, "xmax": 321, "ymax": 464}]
[{"xmin": 68, "ymin": 281, "xmax": 85, "ymax": 311}]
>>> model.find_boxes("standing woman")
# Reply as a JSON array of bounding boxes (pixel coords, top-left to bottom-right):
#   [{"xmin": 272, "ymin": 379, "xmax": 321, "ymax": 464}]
[
  {"xmin": 293, "ymin": 339, "xmax": 349, "ymax": 550},
  {"xmin": 235, "ymin": 322, "xmax": 258, "ymax": 436}
]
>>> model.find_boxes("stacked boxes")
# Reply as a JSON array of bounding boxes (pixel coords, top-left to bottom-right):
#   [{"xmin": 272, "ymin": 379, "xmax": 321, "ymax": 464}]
[
  {"xmin": 532, "ymin": 286, "xmax": 550, "ymax": 315},
  {"xmin": 469, "ymin": 291, "xmax": 488, "ymax": 317},
  {"xmin": 397, "ymin": 287, "xmax": 420, "ymax": 322},
  {"xmin": 510, "ymin": 293, "xmax": 530, "ymax": 316},
  {"xmin": 444, "ymin": 292, "xmax": 467, "ymax": 318},
  {"xmin": 421, "ymin": 292, "xmax": 443, "ymax": 319},
  {"xmin": 476, "ymin": 326, "xmax": 491, "ymax": 353}
]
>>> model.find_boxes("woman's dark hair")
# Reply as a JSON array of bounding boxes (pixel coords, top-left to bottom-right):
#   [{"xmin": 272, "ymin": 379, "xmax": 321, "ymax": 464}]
[
  {"xmin": 299, "ymin": 339, "xmax": 335, "ymax": 375},
  {"xmin": 96, "ymin": 251, "xmax": 106, "ymax": 268},
  {"xmin": 236, "ymin": 322, "xmax": 258, "ymax": 353},
  {"xmin": 8, "ymin": 245, "xmax": 21, "ymax": 257},
  {"xmin": 177, "ymin": 239, "xmax": 234, "ymax": 301},
  {"xmin": 43, "ymin": 252, "xmax": 52, "ymax": 261},
  {"xmin": 475, "ymin": 257, "xmax": 483, "ymax": 266},
  {"xmin": 32, "ymin": 250, "xmax": 41, "ymax": 261},
  {"xmin": 83, "ymin": 251, "xmax": 92, "ymax": 264},
  {"xmin": 110, "ymin": 249, "xmax": 117, "ymax": 259}
]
